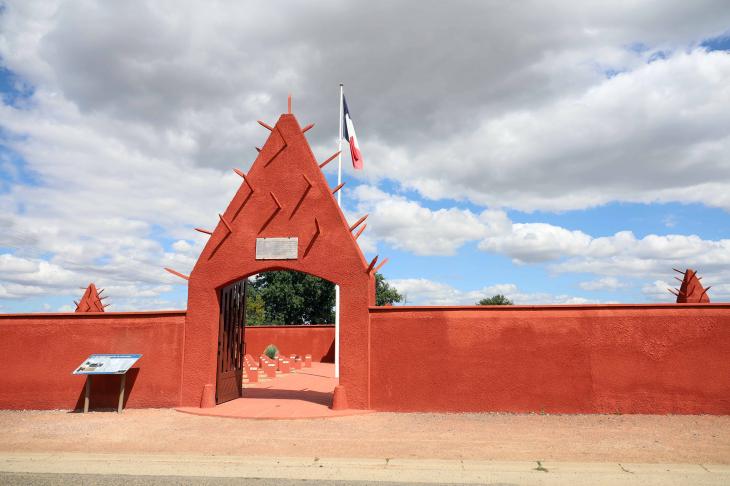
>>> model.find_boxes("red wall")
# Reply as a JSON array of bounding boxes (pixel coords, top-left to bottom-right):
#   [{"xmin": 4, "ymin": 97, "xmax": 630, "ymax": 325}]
[
  {"xmin": 244, "ymin": 325, "xmax": 335, "ymax": 362},
  {"xmin": 0, "ymin": 311, "xmax": 186, "ymax": 411},
  {"xmin": 4, "ymin": 303, "xmax": 730, "ymax": 415},
  {"xmin": 368, "ymin": 304, "xmax": 730, "ymax": 415}
]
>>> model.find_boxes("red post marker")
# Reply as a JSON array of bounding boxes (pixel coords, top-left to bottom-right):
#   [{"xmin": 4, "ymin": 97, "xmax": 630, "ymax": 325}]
[
  {"xmin": 247, "ymin": 366, "xmax": 258, "ymax": 383},
  {"xmin": 304, "ymin": 354, "xmax": 312, "ymax": 368},
  {"xmin": 281, "ymin": 359, "xmax": 290, "ymax": 374},
  {"xmin": 294, "ymin": 356, "xmax": 302, "ymax": 370},
  {"xmin": 266, "ymin": 362, "xmax": 276, "ymax": 378}
]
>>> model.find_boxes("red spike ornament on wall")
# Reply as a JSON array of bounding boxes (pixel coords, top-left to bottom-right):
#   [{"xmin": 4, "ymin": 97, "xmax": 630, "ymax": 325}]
[
  {"xmin": 668, "ymin": 268, "xmax": 711, "ymax": 303},
  {"xmin": 75, "ymin": 283, "xmax": 108, "ymax": 312}
]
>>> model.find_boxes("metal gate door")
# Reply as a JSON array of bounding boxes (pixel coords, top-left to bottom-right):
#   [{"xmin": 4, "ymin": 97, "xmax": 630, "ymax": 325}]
[{"xmin": 216, "ymin": 279, "xmax": 248, "ymax": 405}]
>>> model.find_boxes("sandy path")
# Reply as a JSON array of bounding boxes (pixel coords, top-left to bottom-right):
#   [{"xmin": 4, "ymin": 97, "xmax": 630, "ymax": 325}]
[{"xmin": 2, "ymin": 410, "xmax": 728, "ymax": 465}]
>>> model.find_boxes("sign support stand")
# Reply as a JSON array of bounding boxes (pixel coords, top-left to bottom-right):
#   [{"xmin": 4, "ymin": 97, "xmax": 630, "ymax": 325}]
[
  {"xmin": 74, "ymin": 354, "xmax": 141, "ymax": 414},
  {"xmin": 82, "ymin": 373, "xmax": 128, "ymax": 414},
  {"xmin": 118, "ymin": 373, "xmax": 126, "ymax": 413},
  {"xmin": 84, "ymin": 376, "xmax": 91, "ymax": 414}
]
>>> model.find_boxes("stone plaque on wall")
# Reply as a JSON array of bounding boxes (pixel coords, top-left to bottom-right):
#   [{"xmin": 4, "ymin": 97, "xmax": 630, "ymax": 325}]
[{"xmin": 255, "ymin": 237, "xmax": 298, "ymax": 260}]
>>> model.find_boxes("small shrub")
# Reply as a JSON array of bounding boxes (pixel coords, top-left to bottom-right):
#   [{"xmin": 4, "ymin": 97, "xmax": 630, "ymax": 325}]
[{"xmin": 264, "ymin": 344, "xmax": 279, "ymax": 359}]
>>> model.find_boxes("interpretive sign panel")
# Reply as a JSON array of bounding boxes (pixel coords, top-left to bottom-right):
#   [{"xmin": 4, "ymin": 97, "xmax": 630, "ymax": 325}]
[
  {"xmin": 256, "ymin": 237, "xmax": 298, "ymax": 260},
  {"xmin": 73, "ymin": 354, "xmax": 141, "ymax": 375}
]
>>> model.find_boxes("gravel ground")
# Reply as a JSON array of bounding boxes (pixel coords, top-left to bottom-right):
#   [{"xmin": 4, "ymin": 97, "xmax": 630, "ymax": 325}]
[{"xmin": 1, "ymin": 410, "xmax": 728, "ymax": 465}]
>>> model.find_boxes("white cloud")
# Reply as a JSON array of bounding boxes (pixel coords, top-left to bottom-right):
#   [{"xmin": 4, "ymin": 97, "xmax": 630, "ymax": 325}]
[
  {"xmin": 578, "ymin": 277, "xmax": 633, "ymax": 292},
  {"xmin": 372, "ymin": 49, "xmax": 730, "ymax": 212},
  {"xmin": 389, "ymin": 278, "xmax": 611, "ymax": 306},
  {"xmin": 349, "ymin": 186, "xmax": 511, "ymax": 256},
  {"xmin": 105, "ymin": 298, "xmax": 187, "ymax": 312},
  {"xmin": 642, "ymin": 280, "xmax": 676, "ymax": 303},
  {"xmin": 1, "ymin": 1, "xmax": 730, "ymax": 307},
  {"xmin": 478, "ymin": 223, "xmax": 730, "ymax": 277},
  {"xmin": 172, "ymin": 240, "xmax": 193, "ymax": 253}
]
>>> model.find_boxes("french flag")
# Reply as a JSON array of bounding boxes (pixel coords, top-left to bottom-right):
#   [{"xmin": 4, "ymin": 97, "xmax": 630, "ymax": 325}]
[{"xmin": 342, "ymin": 95, "xmax": 363, "ymax": 170}]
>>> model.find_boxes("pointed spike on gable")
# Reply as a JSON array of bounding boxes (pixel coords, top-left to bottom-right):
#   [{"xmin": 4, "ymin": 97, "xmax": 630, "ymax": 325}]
[
  {"xmin": 79, "ymin": 287, "xmax": 87, "ymax": 290},
  {"xmin": 103, "ymin": 303, "xmax": 111, "ymax": 308},
  {"xmin": 354, "ymin": 223, "xmax": 366, "ymax": 240},
  {"xmin": 195, "ymin": 228, "xmax": 213, "ymax": 235},
  {"xmin": 366, "ymin": 255, "xmax": 379, "ymax": 273},
  {"xmin": 675, "ymin": 277, "xmax": 683, "ymax": 282},
  {"xmin": 270, "ymin": 191, "xmax": 282, "ymax": 209},
  {"xmin": 302, "ymin": 174, "xmax": 313, "ymax": 187},
  {"xmin": 256, "ymin": 147, "xmax": 261, "ymax": 153},
  {"xmin": 288, "ymin": 93, "xmax": 291, "ymax": 114},
  {"xmin": 668, "ymin": 289, "xmax": 678, "ymax": 296},
  {"xmin": 73, "ymin": 300, "xmax": 80, "ymax": 306},
  {"xmin": 165, "ymin": 268, "xmax": 190, "ymax": 281},
  {"xmin": 233, "ymin": 168, "xmax": 255, "ymax": 193},
  {"xmin": 350, "ymin": 214, "xmax": 368, "ymax": 232},
  {"xmin": 673, "ymin": 268, "xmax": 686, "ymax": 274},
  {"xmin": 302, "ymin": 124, "xmax": 314, "ymax": 133},
  {"xmin": 373, "ymin": 257, "xmax": 389, "ymax": 274},
  {"xmin": 258, "ymin": 120, "xmax": 273, "ymax": 131},
  {"xmin": 332, "ymin": 182, "xmax": 346, "ymax": 194},
  {"xmin": 218, "ymin": 214, "xmax": 233, "ymax": 233},
  {"xmin": 315, "ymin": 217, "xmax": 321, "ymax": 235},
  {"xmin": 319, "ymin": 151, "xmax": 341, "ymax": 169}
]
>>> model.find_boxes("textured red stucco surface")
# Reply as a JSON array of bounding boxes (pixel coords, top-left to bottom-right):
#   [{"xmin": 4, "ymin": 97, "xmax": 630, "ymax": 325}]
[
  {"xmin": 183, "ymin": 113, "xmax": 375, "ymax": 409},
  {"xmin": 368, "ymin": 304, "xmax": 730, "ymax": 414},
  {"xmin": 244, "ymin": 325, "xmax": 335, "ymax": 362},
  {"xmin": 0, "ymin": 311, "xmax": 186, "ymax": 411}
]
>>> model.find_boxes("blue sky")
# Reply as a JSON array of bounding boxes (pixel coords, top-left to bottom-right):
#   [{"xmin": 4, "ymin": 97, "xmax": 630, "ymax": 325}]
[{"xmin": 1, "ymin": 1, "xmax": 730, "ymax": 312}]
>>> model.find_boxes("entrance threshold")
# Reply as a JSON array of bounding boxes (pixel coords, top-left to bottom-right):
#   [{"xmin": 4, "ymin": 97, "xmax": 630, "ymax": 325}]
[{"xmin": 175, "ymin": 362, "xmax": 375, "ymax": 420}]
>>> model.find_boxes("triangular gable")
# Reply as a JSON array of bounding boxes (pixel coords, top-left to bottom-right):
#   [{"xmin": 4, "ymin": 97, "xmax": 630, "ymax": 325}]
[{"xmin": 186, "ymin": 112, "xmax": 377, "ymax": 285}]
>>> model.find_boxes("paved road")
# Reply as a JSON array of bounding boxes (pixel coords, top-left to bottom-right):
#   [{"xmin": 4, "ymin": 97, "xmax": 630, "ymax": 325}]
[
  {"xmin": 0, "ymin": 473, "xmax": 494, "ymax": 486},
  {"xmin": 1, "ymin": 453, "xmax": 729, "ymax": 486}
]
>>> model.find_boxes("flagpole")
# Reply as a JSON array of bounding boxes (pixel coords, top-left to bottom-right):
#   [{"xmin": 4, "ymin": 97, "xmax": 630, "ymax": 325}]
[{"xmin": 335, "ymin": 83, "xmax": 343, "ymax": 379}]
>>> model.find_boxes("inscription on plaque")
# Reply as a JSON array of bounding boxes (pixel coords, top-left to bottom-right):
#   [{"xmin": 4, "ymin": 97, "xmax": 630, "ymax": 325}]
[{"xmin": 256, "ymin": 237, "xmax": 298, "ymax": 260}]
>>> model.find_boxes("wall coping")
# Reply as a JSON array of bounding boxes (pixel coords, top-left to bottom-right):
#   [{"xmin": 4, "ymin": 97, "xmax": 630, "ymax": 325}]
[
  {"xmin": 0, "ymin": 310, "xmax": 188, "ymax": 319},
  {"xmin": 369, "ymin": 303, "xmax": 730, "ymax": 312}
]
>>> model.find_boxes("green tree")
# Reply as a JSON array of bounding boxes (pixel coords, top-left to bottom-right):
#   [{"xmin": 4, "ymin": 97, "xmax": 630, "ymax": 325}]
[
  {"xmin": 477, "ymin": 294, "xmax": 514, "ymax": 305},
  {"xmin": 376, "ymin": 273, "xmax": 403, "ymax": 306},
  {"xmin": 247, "ymin": 271, "xmax": 335, "ymax": 325},
  {"xmin": 245, "ymin": 292, "xmax": 267, "ymax": 326}
]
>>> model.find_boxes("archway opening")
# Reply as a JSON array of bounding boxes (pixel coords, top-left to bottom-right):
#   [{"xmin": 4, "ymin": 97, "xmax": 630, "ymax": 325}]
[
  {"xmin": 246, "ymin": 270, "xmax": 336, "ymax": 328},
  {"xmin": 214, "ymin": 270, "xmax": 339, "ymax": 415}
]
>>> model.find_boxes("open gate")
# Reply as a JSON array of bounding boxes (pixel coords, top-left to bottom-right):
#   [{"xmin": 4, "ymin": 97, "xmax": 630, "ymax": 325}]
[{"xmin": 216, "ymin": 279, "xmax": 248, "ymax": 404}]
